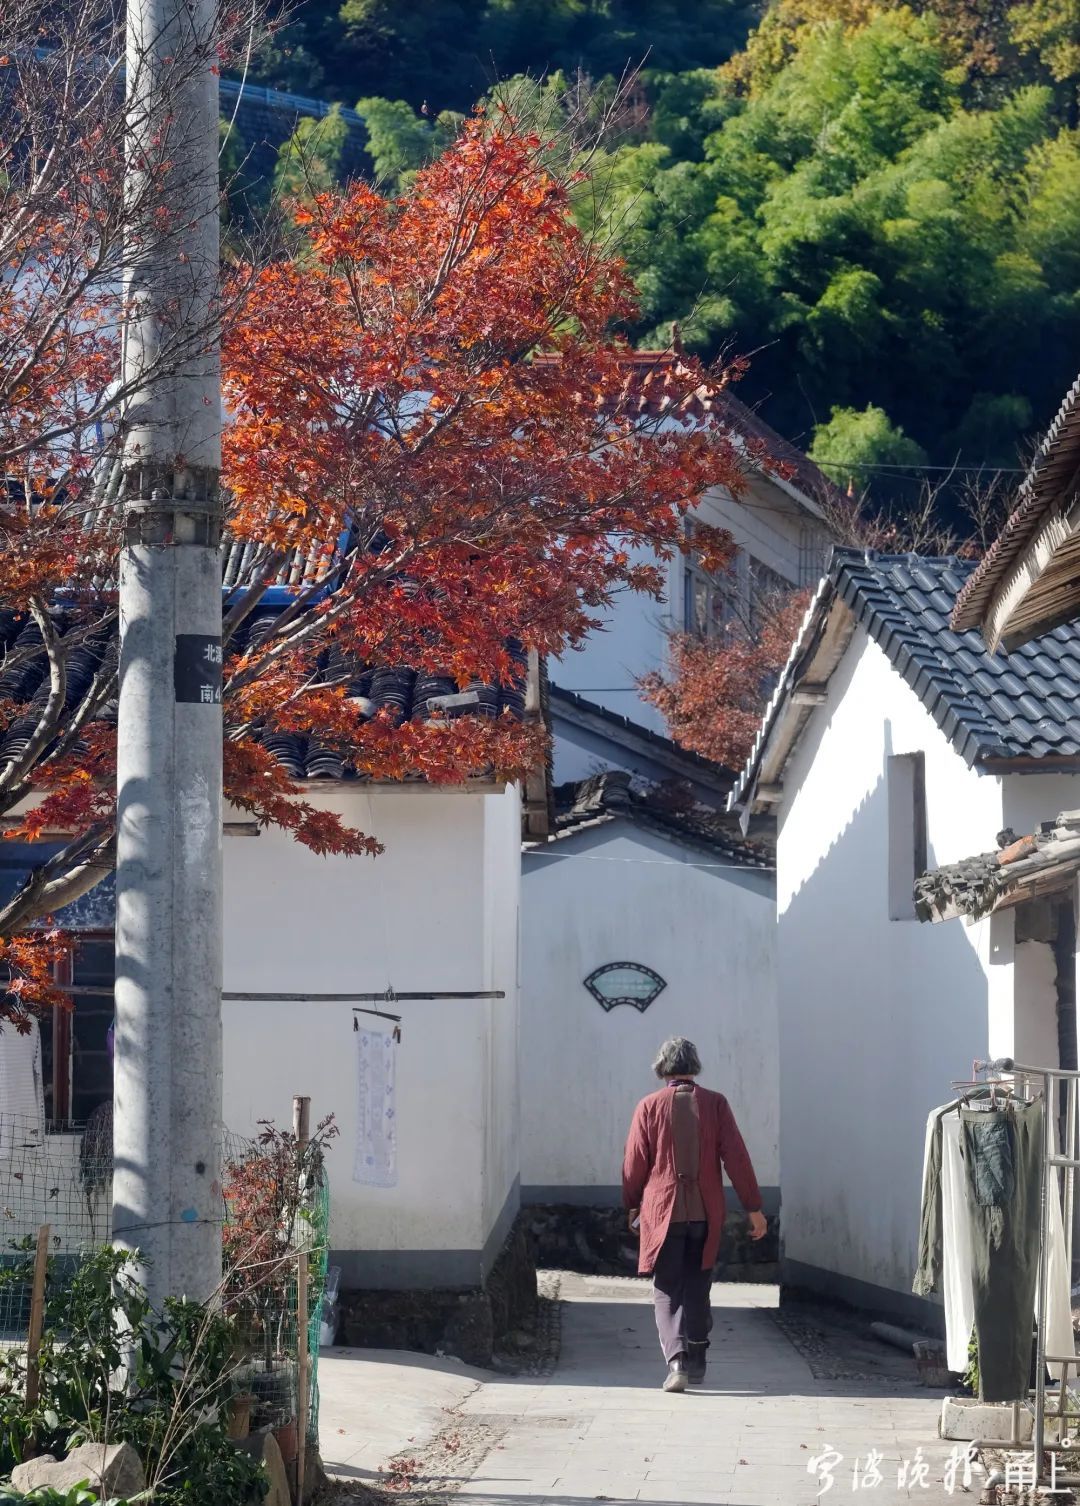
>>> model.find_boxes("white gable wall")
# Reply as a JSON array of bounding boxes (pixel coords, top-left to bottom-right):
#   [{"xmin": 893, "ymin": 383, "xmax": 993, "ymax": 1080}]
[
  {"xmin": 550, "ymin": 539, "xmax": 674, "ymax": 734},
  {"xmin": 1002, "ymin": 771, "xmax": 1080, "ymax": 836},
  {"xmin": 551, "ymin": 477, "xmax": 822, "ymax": 739},
  {"xmin": 221, "ymin": 784, "xmax": 521, "ymax": 1289},
  {"xmin": 776, "ymin": 628, "xmax": 1006, "ymax": 1308},
  {"xmin": 697, "ymin": 474, "xmax": 819, "ymax": 587},
  {"xmin": 480, "ymin": 783, "xmax": 523, "ymax": 1261},
  {"xmin": 520, "ymin": 821, "xmax": 779, "ymax": 1209}
]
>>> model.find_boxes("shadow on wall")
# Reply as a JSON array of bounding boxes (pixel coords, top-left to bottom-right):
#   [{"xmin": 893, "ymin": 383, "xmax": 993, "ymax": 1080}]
[{"xmin": 777, "ymin": 719, "xmax": 992, "ymax": 1318}]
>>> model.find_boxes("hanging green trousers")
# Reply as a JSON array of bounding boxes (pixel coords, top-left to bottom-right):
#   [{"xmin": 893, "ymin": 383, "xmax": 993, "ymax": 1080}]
[{"xmin": 960, "ymin": 1098, "xmax": 1043, "ymax": 1404}]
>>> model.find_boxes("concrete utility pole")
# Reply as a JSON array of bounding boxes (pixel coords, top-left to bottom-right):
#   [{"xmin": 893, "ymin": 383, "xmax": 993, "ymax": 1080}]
[{"xmin": 113, "ymin": 0, "xmax": 224, "ymax": 1307}]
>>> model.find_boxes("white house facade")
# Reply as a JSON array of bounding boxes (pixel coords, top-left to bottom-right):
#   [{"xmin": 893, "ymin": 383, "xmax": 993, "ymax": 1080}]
[
  {"xmin": 516, "ymin": 368, "xmax": 834, "ymax": 1271},
  {"xmin": 549, "ymin": 359, "xmax": 837, "ymax": 750},
  {"xmin": 729, "ymin": 549, "xmax": 1080, "ymax": 1323}
]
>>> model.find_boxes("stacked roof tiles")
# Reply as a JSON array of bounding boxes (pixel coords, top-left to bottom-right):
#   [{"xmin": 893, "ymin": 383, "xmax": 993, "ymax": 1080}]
[
  {"xmin": 0, "ymin": 608, "xmax": 526, "ymax": 784},
  {"xmin": 915, "ymin": 817, "xmax": 1080, "ymax": 924},
  {"xmin": 542, "ymin": 770, "xmax": 773, "ymax": 869}
]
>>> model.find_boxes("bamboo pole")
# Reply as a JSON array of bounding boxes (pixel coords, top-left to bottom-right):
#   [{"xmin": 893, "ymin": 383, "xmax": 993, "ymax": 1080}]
[
  {"xmin": 25, "ymin": 1225, "xmax": 50, "ymax": 1409},
  {"xmin": 293, "ymin": 1096, "xmax": 311, "ymax": 1506}
]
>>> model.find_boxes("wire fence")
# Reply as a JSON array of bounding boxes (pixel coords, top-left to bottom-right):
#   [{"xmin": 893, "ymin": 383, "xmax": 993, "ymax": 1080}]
[
  {"xmin": 0, "ymin": 1113, "xmax": 112, "ymax": 1341},
  {"xmin": 0, "ymin": 1113, "xmax": 331, "ymax": 1444}
]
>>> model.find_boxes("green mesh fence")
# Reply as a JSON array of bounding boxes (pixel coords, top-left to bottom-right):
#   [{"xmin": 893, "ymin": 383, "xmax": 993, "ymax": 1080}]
[
  {"xmin": 306, "ymin": 1175, "xmax": 331, "ymax": 1442},
  {"xmin": 221, "ymin": 1127, "xmax": 331, "ymax": 1444}
]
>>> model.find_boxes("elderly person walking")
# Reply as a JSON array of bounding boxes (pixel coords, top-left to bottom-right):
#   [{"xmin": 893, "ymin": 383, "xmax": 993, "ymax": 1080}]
[{"xmin": 623, "ymin": 1036, "xmax": 767, "ymax": 1392}]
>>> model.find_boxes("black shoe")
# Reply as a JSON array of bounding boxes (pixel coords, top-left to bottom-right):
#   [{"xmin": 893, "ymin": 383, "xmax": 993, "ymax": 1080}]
[
  {"xmin": 663, "ymin": 1355, "xmax": 688, "ymax": 1393},
  {"xmin": 687, "ymin": 1342, "xmax": 708, "ymax": 1385}
]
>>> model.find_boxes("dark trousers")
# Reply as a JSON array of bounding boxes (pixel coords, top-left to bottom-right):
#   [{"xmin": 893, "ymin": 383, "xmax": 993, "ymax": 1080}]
[
  {"xmin": 961, "ymin": 1098, "xmax": 1043, "ymax": 1404},
  {"xmin": 652, "ymin": 1220, "xmax": 712, "ymax": 1362}
]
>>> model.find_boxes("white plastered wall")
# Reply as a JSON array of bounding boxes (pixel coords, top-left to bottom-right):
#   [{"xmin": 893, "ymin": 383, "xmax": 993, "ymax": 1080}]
[
  {"xmin": 776, "ymin": 628, "xmax": 1005, "ymax": 1300},
  {"xmin": 549, "ymin": 475, "xmax": 821, "ymax": 734},
  {"xmin": 221, "ymin": 784, "xmax": 521, "ymax": 1287},
  {"xmin": 520, "ymin": 822, "xmax": 778, "ymax": 1206}
]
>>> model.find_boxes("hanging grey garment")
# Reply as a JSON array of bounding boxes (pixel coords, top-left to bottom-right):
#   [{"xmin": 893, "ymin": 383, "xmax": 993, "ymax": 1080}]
[{"xmin": 961, "ymin": 1098, "xmax": 1043, "ymax": 1404}]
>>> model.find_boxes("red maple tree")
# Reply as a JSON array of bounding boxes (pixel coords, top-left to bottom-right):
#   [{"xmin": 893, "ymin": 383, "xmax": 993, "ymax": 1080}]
[
  {"xmin": 639, "ymin": 476, "xmax": 1005, "ymax": 772},
  {"xmin": 641, "ymin": 591, "xmax": 813, "ymax": 772},
  {"xmin": 0, "ymin": 95, "xmax": 750, "ymax": 1016}
]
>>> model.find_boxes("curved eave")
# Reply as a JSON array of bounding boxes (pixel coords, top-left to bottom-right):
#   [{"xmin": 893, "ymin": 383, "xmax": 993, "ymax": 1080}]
[
  {"xmin": 977, "ymin": 502, "xmax": 1080, "ymax": 654},
  {"xmin": 727, "ymin": 580, "xmax": 854, "ymax": 819}
]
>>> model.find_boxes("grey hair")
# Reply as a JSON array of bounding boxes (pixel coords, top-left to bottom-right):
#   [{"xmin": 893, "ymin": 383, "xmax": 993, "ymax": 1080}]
[{"xmin": 653, "ymin": 1036, "xmax": 702, "ymax": 1080}]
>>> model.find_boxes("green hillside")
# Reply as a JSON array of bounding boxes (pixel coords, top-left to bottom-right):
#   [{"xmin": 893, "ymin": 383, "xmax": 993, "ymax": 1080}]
[{"xmin": 255, "ymin": 0, "xmax": 1080, "ymax": 488}]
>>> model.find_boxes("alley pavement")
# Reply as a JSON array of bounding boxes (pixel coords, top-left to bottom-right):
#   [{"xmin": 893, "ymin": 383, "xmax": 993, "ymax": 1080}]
[{"xmin": 321, "ymin": 1274, "xmax": 970, "ymax": 1506}]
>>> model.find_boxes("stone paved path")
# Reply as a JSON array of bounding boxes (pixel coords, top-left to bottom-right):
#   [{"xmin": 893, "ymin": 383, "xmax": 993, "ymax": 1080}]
[{"xmin": 321, "ymin": 1274, "xmax": 974, "ymax": 1506}]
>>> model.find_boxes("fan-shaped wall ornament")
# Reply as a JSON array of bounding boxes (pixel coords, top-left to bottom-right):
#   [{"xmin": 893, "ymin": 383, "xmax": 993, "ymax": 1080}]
[{"xmin": 584, "ymin": 962, "xmax": 667, "ymax": 1013}]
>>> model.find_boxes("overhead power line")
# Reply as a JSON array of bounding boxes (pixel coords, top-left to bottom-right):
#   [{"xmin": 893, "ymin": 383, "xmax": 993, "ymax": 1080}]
[{"xmin": 811, "ymin": 458, "xmax": 1026, "ymax": 474}]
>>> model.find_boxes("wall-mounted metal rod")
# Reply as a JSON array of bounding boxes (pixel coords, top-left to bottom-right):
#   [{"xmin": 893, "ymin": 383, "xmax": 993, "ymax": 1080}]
[
  {"xmin": 37, "ymin": 986, "xmax": 508, "ymax": 1002},
  {"xmin": 223, "ymin": 990, "xmax": 506, "ymax": 1002}
]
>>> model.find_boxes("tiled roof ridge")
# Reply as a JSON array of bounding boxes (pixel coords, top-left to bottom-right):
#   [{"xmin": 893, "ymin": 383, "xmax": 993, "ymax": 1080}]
[
  {"xmin": 829, "ymin": 551, "xmax": 1013, "ymax": 766},
  {"xmin": 915, "ymin": 809, "xmax": 1080, "ymax": 922},
  {"xmin": 530, "ymin": 349, "xmax": 843, "ymax": 508},
  {"xmin": 548, "ymin": 681, "xmax": 735, "ymax": 782},
  {"xmin": 730, "ymin": 546, "xmax": 1080, "ymax": 815},
  {"xmin": 548, "ymin": 770, "xmax": 774, "ymax": 868},
  {"xmin": 0, "ymin": 604, "xmax": 527, "ymax": 785}
]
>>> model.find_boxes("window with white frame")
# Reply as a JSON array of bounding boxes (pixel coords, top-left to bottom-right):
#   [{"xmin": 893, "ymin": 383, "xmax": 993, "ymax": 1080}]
[
  {"xmin": 799, "ymin": 524, "xmax": 829, "ymax": 587},
  {"xmin": 682, "ymin": 519, "xmax": 743, "ymax": 636},
  {"xmin": 682, "ymin": 554, "xmax": 741, "ymax": 637},
  {"xmin": 748, "ymin": 558, "xmax": 792, "ymax": 631}
]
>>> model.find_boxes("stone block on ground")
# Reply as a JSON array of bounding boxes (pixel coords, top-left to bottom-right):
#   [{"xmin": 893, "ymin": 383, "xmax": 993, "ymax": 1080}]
[
  {"xmin": 234, "ymin": 1428, "xmax": 291, "ymax": 1506},
  {"xmin": 941, "ymin": 1395, "xmax": 1034, "ymax": 1443},
  {"xmin": 340, "ymin": 1213, "xmax": 539, "ymax": 1366},
  {"xmin": 11, "ymin": 1440, "xmax": 145, "ymax": 1496}
]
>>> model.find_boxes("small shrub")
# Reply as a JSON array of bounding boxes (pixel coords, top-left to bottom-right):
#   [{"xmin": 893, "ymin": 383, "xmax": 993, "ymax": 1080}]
[{"xmin": 0, "ymin": 1247, "xmax": 265, "ymax": 1504}]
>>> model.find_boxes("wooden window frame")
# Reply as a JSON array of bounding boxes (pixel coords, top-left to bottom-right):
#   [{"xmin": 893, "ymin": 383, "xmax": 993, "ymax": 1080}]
[{"xmin": 47, "ymin": 930, "xmax": 113, "ymax": 1128}]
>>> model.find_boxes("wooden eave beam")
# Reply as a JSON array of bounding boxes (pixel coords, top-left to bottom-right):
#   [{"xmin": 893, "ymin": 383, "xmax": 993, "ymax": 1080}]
[
  {"xmin": 984, "ymin": 486, "xmax": 1080, "ymax": 652},
  {"xmin": 749, "ymin": 599, "xmax": 854, "ymax": 812}
]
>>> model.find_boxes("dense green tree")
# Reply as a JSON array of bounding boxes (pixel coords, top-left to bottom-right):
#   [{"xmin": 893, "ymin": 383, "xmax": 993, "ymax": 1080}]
[
  {"xmin": 273, "ymin": 103, "xmax": 349, "ymax": 200},
  {"xmin": 1009, "ymin": 0, "xmax": 1080, "ymax": 83},
  {"xmin": 245, "ymin": 0, "xmax": 1080, "ymax": 494},
  {"xmin": 809, "ymin": 406, "xmax": 929, "ymax": 490},
  {"xmin": 257, "ymin": 0, "xmax": 757, "ymax": 112},
  {"xmin": 356, "ymin": 98, "xmax": 463, "ymax": 189},
  {"xmin": 581, "ymin": 3, "xmax": 1080, "ymax": 484}
]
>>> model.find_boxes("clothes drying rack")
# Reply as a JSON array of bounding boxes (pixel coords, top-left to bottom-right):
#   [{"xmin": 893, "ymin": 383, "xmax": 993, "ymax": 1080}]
[{"xmin": 960, "ymin": 1056, "xmax": 1080, "ymax": 1482}]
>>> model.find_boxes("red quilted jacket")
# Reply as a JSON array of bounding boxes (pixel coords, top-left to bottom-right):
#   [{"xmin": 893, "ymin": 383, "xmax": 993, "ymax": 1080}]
[{"xmin": 622, "ymin": 1082, "xmax": 762, "ymax": 1274}]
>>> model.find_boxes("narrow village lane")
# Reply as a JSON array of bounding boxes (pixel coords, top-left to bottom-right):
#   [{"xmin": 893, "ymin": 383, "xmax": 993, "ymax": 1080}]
[{"xmin": 323, "ymin": 1275, "xmax": 967, "ymax": 1506}]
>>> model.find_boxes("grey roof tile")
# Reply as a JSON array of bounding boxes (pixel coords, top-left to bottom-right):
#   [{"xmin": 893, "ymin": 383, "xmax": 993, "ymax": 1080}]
[
  {"xmin": 822, "ymin": 552, "xmax": 1080, "ymax": 765},
  {"xmin": 0, "ymin": 605, "xmax": 524, "ymax": 786},
  {"xmin": 726, "ymin": 549, "xmax": 1080, "ymax": 814}
]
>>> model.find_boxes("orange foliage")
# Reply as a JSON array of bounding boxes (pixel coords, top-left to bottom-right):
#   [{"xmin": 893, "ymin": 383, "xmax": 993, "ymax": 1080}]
[
  {"xmin": 641, "ymin": 591, "xmax": 813, "ymax": 771},
  {"xmin": 0, "ymin": 114, "xmax": 751, "ymax": 1014}
]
